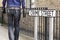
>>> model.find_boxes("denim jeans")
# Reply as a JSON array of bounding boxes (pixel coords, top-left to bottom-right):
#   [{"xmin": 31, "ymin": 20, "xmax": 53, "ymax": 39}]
[{"xmin": 7, "ymin": 9, "xmax": 21, "ymax": 40}]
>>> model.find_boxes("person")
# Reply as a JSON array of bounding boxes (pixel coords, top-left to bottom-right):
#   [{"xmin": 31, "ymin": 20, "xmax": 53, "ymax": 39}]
[{"xmin": 2, "ymin": 0, "xmax": 26, "ymax": 40}]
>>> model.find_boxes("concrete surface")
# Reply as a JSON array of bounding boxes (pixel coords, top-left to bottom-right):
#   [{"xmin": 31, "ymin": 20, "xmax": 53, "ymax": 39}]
[{"xmin": 0, "ymin": 24, "xmax": 33, "ymax": 40}]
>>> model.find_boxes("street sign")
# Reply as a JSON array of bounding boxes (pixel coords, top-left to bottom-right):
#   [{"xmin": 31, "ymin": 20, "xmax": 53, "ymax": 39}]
[
  {"xmin": 29, "ymin": 10, "xmax": 56, "ymax": 17},
  {"xmin": 29, "ymin": 10, "xmax": 39, "ymax": 16},
  {"xmin": 29, "ymin": 9, "xmax": 56, "ymax": 40}
]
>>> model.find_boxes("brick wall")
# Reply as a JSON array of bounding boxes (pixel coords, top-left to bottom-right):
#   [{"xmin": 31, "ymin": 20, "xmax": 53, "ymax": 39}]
[{"xmin": 35, "ymin": 0, "xmax": 60, "ymax": 10}]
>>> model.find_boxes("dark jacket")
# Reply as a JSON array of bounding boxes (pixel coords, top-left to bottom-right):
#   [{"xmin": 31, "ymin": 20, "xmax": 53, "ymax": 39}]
[{"xmin": 2, "ymin": 0, "xmax": 25, "ymax": 8}]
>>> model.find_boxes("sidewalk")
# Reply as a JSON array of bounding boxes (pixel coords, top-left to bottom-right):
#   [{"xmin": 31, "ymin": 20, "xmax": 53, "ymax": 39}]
[{"xmin": 0, "ymin": 24, "xmax": 33, "ymax": 40}]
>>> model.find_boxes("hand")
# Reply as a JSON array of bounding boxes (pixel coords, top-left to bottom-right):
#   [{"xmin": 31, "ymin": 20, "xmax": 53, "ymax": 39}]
[
  {"xmin": 2, "ymin": 7, "xmax": 6, "ymax": 14},
  {"xmin": 23, "ymin": 9, "xmax": 26, "ymax": 18}
]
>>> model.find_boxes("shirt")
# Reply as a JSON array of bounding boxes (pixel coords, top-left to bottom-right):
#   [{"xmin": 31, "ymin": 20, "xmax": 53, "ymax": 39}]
[{"xmin": 2, "ymin": 0, "xmax": 25, "ymax": 8}]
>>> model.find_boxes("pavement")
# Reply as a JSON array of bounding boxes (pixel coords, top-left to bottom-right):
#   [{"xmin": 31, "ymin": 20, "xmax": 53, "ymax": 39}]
[{"xmin": 0, "ymin": 24, "xmax": 33, "ymax": 40}]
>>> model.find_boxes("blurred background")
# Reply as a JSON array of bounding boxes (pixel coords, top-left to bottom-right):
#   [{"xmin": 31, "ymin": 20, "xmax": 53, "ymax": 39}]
[{"xmin": 0, "ymin": 0, "xmax": 60, "ymax": 40}]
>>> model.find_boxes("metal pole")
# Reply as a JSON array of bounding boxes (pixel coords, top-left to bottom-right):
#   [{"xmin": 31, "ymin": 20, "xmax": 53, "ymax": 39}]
[
  {"xmin": 49, "ymin": 17, "xmax": 53, "ymax": 40},
  {"xmin": 34, "ymin": 16, "xmax": 39, "ymax": 40},
  {"xmin": 31, "ymin": 0, "xmax": 39, "ymax": 40},
  {"xmin": 45, "ymin": 17, "xmax": 49, "ymax": 40},
  {"xmin": 30, "ymin": 0, "xmax": 31, "ymax": 9}
]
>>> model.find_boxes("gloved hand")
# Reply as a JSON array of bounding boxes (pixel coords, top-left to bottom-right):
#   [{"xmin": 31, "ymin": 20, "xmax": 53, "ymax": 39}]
[
  {"xmin": 2, "ymin": 7, "xmax": 6, "ymax": 14},
  {"xmin": 23, "ymin": 9, "xmax": 26, "ymax": 18}
]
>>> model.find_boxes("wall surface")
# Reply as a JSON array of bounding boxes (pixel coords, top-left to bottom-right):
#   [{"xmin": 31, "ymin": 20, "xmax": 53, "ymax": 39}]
[
  {"xmin": 35, "ymin": 0, "xmax": 60, "ymax": 10},
  {"xmin": 0, "ymin": 0, "xmax": 2, "ymax": 7}
]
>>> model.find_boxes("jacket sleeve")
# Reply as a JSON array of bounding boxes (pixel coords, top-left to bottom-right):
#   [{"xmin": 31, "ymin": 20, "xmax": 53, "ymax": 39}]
[
  {"xmin": 2, "ymin": 0, "xmax": 7, "ymax": 7},
  {"xmin": 22, "ymin": 0, "xmax": 25, "ymax": 9}
]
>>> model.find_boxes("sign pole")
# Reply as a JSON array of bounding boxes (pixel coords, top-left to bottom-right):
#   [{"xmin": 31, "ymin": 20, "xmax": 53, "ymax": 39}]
[
  {"xmin": 31, "ymin": 0, "xmax": 38, "ymax": 40},
  {"xmin": 49, "ymin": 18, "xmax": 53, "ymax": 40},
  {"xmin": 34, "ymin": 16, "xmax": 39, "ymax": 40}
]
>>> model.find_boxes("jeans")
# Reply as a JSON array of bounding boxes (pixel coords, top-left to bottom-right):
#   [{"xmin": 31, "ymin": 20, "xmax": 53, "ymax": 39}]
[{"xmin": 7, "ymin": 9, "xmax": 21, "ymax": 40}]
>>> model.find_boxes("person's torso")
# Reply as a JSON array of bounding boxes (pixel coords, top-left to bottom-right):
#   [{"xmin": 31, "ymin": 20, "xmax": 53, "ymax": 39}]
[{"xmin": 7, "ymin": 0, "xmax": 21, "ymax": 7}]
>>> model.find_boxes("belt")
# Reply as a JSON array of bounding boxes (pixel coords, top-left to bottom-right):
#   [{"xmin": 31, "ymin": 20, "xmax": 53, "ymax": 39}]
[{"xmin": 7, "ymin": 7, "xmax": 20, "ymax": 9}]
